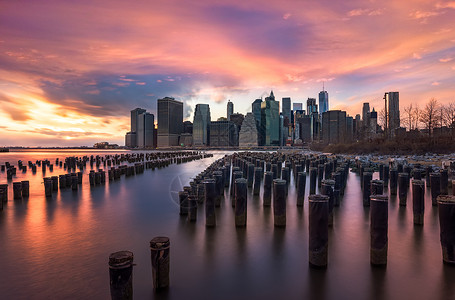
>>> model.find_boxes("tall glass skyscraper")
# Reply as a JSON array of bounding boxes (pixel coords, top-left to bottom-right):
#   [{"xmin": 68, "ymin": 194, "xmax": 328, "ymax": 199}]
[
  {"xmin": 282, "ymin": 97, "xmax": 291, "ymax": 138},
  {"xmin": 261, "ymin": 91, "xmax": 280, "ymax": 146},
  {"xmin": 193, "ymin": 104, "xmax": 211, "ymax": 146},
  {"xmin": 319, "ymin": 89, "xmax": 329, "ymax": 114},
  {"xmin": 157, "ymin": 97, "xmax": 183, "ymax": 147}
]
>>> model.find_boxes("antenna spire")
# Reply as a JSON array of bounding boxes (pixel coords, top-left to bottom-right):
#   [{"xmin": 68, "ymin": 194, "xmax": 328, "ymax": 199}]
[{"xmin": 323, "ymin": 81, "xmax": 325, "ymax": 92}]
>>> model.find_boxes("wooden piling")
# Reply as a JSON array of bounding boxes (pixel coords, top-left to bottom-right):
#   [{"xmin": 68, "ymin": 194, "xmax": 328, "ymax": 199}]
[
  {"xmin": 296, "ymin": 172, "xmax": 306, "ymax": 207},
  {"xmin": 205, "ymin": 179, "xmax": 216, "ymax": 227},
  {"xmin": 430, "ymin": 172, "xmax": 441, "ymax": 206},
  {"xmin": 263, "ymin": 172, "xmax": 273, "ymax": 207},
  {"xmin": 309, "ymin": 194, "xmax": 329, "ymax": 268},
  {"xmin": 109, "ymin": 250, "xmax": 134, "ymax": 300},
  {"xmin": 273, "ymin": 179, "xmax": 286, "ymax": 227},
  {"xmin": 370, "ymin": 194, "xmax": 388, "ymax": 266},
  {"xmin": 398, "ymin": 173, "xmax": 409, "ymax": 206},
  {"xmin": 437, "ymin": 195, "xmax": 455, "ymax": 264},
  {"xmin": 150, "ymin": 237, "xmax": 170, "ymax": 289},
  {"xmin": 412, "ymin": 180, "xmax": 425, "ymax": 225},
  {"xmin": 234, "ymin": 178, "xmax": 247, "ymax": 227}
]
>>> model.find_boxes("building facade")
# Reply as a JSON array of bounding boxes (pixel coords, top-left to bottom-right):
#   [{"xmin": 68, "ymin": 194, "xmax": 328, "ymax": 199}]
[
  {"xmin": 227, "ymin": 100, "xmax": 233, "ymax": 121},
  {"xmin": 193, "ymin": 104, "xmax": 211, "ymax": 146},
  {"xmin": 209, "ymin": 121, "xmax": 238, "ymax": 147},
  {"xmin": 137, "ymin": 112, "xmax": 154, "ymax": 148},
  {"xmin": 321, "ymin": 110, "xmax": 346, "ymax": 144},
  {"xmin": 238, "ymin": 112, "xmax": 259, "ymax": 147},
  {"xmin": 318, "ymin": 90, "xmax": 329, "ymax": 114},
  {"xmin": 157, "ymin": 97, "xmax": 183, "ymax": 147},
  {"xmin": 385, "ymin": 92, "xmax": 400, "ymax": 138},
  {"xmin": 261, "ymin": 92, "xmax": 280, "ymax": 146}
]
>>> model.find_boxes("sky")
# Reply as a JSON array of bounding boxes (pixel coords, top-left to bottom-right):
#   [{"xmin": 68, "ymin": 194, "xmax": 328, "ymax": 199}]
[{"xmin": 1, "ymin": 0, "xmax": 455, "ymax": 146}]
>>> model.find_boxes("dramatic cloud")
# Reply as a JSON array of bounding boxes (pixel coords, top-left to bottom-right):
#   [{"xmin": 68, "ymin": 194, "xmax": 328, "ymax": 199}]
[{"xmin": 0, "ymin": 0, "xmax": 455, "ymax": 146}]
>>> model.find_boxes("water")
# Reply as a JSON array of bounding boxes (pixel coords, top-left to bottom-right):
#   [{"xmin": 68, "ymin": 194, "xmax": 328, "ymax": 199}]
[{"xmin": 0, "ymin": 150, "xmax": 454, "ymax": 300}]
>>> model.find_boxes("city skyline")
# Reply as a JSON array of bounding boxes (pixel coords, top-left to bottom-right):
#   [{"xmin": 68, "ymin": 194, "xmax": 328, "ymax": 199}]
[{"xmin": 1, "ymin": 0, "xmax": 455, "ymax": 146}]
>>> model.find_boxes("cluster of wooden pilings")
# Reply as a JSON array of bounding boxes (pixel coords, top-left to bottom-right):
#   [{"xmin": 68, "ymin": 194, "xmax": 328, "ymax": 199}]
[
  {"xmin": 109, "ymin": 236, "xmax": 170, "ymax": 299},
  {"xmin": 176, "ymin": 151, "xmax": 350, "ymax": 268},
  {"xmin": 354, "ymin": 158, "xmax": 455, "ymax": 265},
  {"xmin": 175, "ymin": 151, "xmax": 455, "ymax": 268},
  {"xmin": 0, "ymin": 151, "xmax": 212, "ymax": 204}
]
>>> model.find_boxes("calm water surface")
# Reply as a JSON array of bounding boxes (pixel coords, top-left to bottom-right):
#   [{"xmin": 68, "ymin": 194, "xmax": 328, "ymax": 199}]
[{"xmin": 0, "ymin": 150, "xmax": 454, "ymax": 300}]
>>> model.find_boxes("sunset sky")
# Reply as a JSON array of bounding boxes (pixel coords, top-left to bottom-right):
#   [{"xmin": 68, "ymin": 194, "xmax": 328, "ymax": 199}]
[{"xmin": 1, "ymin": 0, "xmax": 455, "ymax": 146}]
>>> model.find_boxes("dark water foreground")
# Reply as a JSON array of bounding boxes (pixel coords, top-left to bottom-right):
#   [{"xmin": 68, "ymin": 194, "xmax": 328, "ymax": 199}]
[{"xmin": 0, "ymin": 150, "xmax": 454, "ymax": 300}]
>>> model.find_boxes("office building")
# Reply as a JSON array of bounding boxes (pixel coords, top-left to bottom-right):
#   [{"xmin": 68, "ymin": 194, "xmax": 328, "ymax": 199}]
[
  {"xmin": 252, "ymin": 99, "xmax": 264, "ymax": 145},
  {"xmin": 239, "ymin": 113, "xmax": 259, "ymax": 147},
  {"xmin": 282, "ymin": 97, "xmax": 291, "ymax": 138},
  {"xmin": 229, "ymin": 113, "xmax": 244, "ymax": 134},
  {"xmin": 321, "ymin": 110, "xmax": 346, "ymax": 144},
  {"xmin": 293, "ymin": 103, "xmax": 303, "ymax": 111},
  {"xmin": 157, "ymin": 97, "xmax": 183, "ymax": 147},
  {"xmin": 307, "ymin": 98, "xmax": 318, "ymax": 115},
  {"xmin": 385, "ymin": 92, "xmax": 400, "ymax": 138},
  {"xmin": 227, "ymin": 100, "xmax": 233, "ymax": 121},
  {"xmin": 210, "ymin": 121, "xmax": 238, "ymax": 147},
  {"xmin": 137, "ymin": 112, "xmax": 154, "ymax": 148},
  {"xmin": 261, "ymin": 91, "xmax": 280, "ymax": 146},
  {"xmin": 319, "ymin": 88, "xmax": 329, "ymax": 114},
  {"xmin": 193, "ymin": 104, "xmax": 211, "ymax": 146}
]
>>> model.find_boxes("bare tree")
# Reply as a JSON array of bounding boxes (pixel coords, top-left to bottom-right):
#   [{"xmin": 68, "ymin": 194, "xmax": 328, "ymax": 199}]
[
  {"xmin": 413, "ymin": 104, "xmax": 420, "ymax": 130},
  {"xmin": 443, "ymin": 102, "xmax": 455, "ymax": 128},
  {"xmin": 402, "ymin": 103, "xmax": 414, "ymax": 131},
  {"xmin": 419, "ymin": 98, "xmax": 439, "ymax": 138}
]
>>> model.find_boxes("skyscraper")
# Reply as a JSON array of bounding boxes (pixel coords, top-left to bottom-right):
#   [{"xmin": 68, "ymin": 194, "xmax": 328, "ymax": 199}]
[
  {"xmin": 209, "ymin": 121, "xmax": 238, "ymax": 147},
  {"xmin": 157, "ymin": 97, "xmax": 183, "ymax": 147},
  {"xmin": 239, "ymin": 112, "xmax": 259, "ymax": 147},
  {"xmin": 227, "ymin": 100, "xmax": 233, "ymax": 121},
  {"xmin": 385, "ymin": 92, "xmax": 400, "ymax": 138},
  {"xmin": 318, "ymin": 85, "xmax": 329, "ymax": 114},
  {"xmin": 307, "ymin": 98, "xmax": 318, "ymax": 115},
  {"xmin": 322, "ymin": 110, "xmax": 346, "ymax": 144},
  {"xmin": 293, "ymin": 103, "xmax": 303, "ymax": 111},
  {"xmin": 131, "ymin": 108, "xmax": 146, "ymax": 133},
  {"xmin": 261, "ymin": 91, "xmax": 280, "ymax": 146},
  {"xmin": 193, "ymin": 104, "xmax": 211, "ymax": 146},
  {"xmin": 126, "ymin": 107, "xmax": 154, "ymax": 148},
  {"xmin": 137, "ymin": 112, "xmax": 154, "ymax": 148},
  {"xmin": 282, "ymin": 97, "xmax": 291, "ymax": 138},
  {"xmin": 252, "ymin": 99, "xmax": 263, "ymax": 145}
]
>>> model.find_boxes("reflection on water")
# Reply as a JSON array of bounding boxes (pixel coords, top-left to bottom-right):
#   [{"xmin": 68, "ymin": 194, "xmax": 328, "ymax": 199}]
[{"xmin": 0, "ymin": 150, "xmax": 454, "ymax": 299}]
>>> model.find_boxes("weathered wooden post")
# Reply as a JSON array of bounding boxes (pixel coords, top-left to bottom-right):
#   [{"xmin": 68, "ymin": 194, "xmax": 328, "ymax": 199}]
[
  {"xmin": 332, "ymin": 172, "xmax": 341, "ymax": 206},
  {"xmin": 109, "ymin": 250, "xmax": 134, "ymax": 300},
  {"xmin": 412, "ymin": 180, "xmax": 425, "ymax": 225},
  {"xmin": 398, "ymin": 173, "xmax": 409, "ymax": 206},
  {"xmin": 51, "ymin": 176, "xmax": 58, "ymax": 191},
  {"xmin": 321, "ymin": 180, "xmax": 335, "ymax": 226},
  {"xmin": 453, "ymin": 180, "xmax": 455, "ymax": 196},
  {"xmin": 187, "ymin": 195, "xmax": 197, "ymax": 222},
  {"xmin": 440, "ymin": 169, "xmax": 449, "ymax": 195},
  {"xmin": 371, "ymin": 180, "xmax": 384, "ymax": 195},
  {"xmin": 232, "ymin": 171, "xmax": 243, "ymax": 207},
  {"xmin": 44, "ymin": 178, "xmax": 53, "ymax": 197},
  {"xmin": 437, "ymin": 195, "xmax": 455, "ymax": 264},
  {"xmin": 271, "ymin": 164, "xmax": 278, "ymax": 180},
  {"xmin": 205, "ymin": 179, "xmax": 216, "ymax": 227},
  {"xmin": 273, "ymin": 179, "xmax": 286, "ymax": 227},
  {"xmin": 179, "ymin": 191, "xmax": 188, "ymax": 216},
  {"xmin": 317, "ymin": 164, "xmax": 324, "ymax": 188},
  {"xmin": 383, "ymin": 165, "xmax": 389, "ymax": 188},
  {"xmin": 389, "ymin": 169, "xmax": 398, "ymax": 195},
  {"xmin": 150, "ymin": 237, "xmax": 170, "ymax": 289},
  {"xmin": 263, "ymin": 171, "xmax": 273, "ymax": 206},
  {"xmin": 235, "ymin": 178, "xmax": 247, "ymax": 227},
  {"xmin": 363, "ymin": 172, "xmax": 372, "ymax": 206},
  {"xmin": 253, "ymin": 167, "xmax": 262, "ymax": 195},
  {"xmin": 0, "ymin": 184, "xmax": 8, "ymax": 202},
  {"xmin": 13, "ymin": 182, "xmax": 22, "ymax": 199},
  {"xmin": 20, "ymin": 181, "xmax": 29, "ymax": 198},
  {"xmin": 426, "ymin": 166, "xmax": 432, "ymax": 187},
  {"xmin": 309, "ymin": 194, "xmax": 329, "ymax": 268},
  {"xmin": 370, "ymin": 194, "xmax": 388, "ymax": 266},
  {"xmin": 247, "ymin": 163, "xmax": 254, "ymax": 188},
  {"xmin": 296, "ymin": 172, "xmax": 306, "ymax": 207},
  {"xmin": 213, "ymin": 172, "xmax": 223, "ymax": 207},
  {"xmin": 309, "ymin": 167, "xmax": 317, "ymax": 195},
  {"xmin": 430, "ymin": 172, "xmax": 441, "ymax": 206}
]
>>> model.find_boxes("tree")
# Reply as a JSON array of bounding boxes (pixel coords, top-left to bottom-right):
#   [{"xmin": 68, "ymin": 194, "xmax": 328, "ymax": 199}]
[
  {"xmin": 378, "ymin": 108, "xmax": 386, "ymax": 132},
  {"xmin": 413, "ymin": 104, "xmax": 420, "ymax": 130},
  {"xmin": 402, "ymin": 103, "xmax": 414, "ymax": 131},
  {"xmin": 419, "ymin": 98, "xmax": 439, "ymax": 138},
  {"xmin": 443, "ymin": 102, "xmax": 455, "ymax": 128}
]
